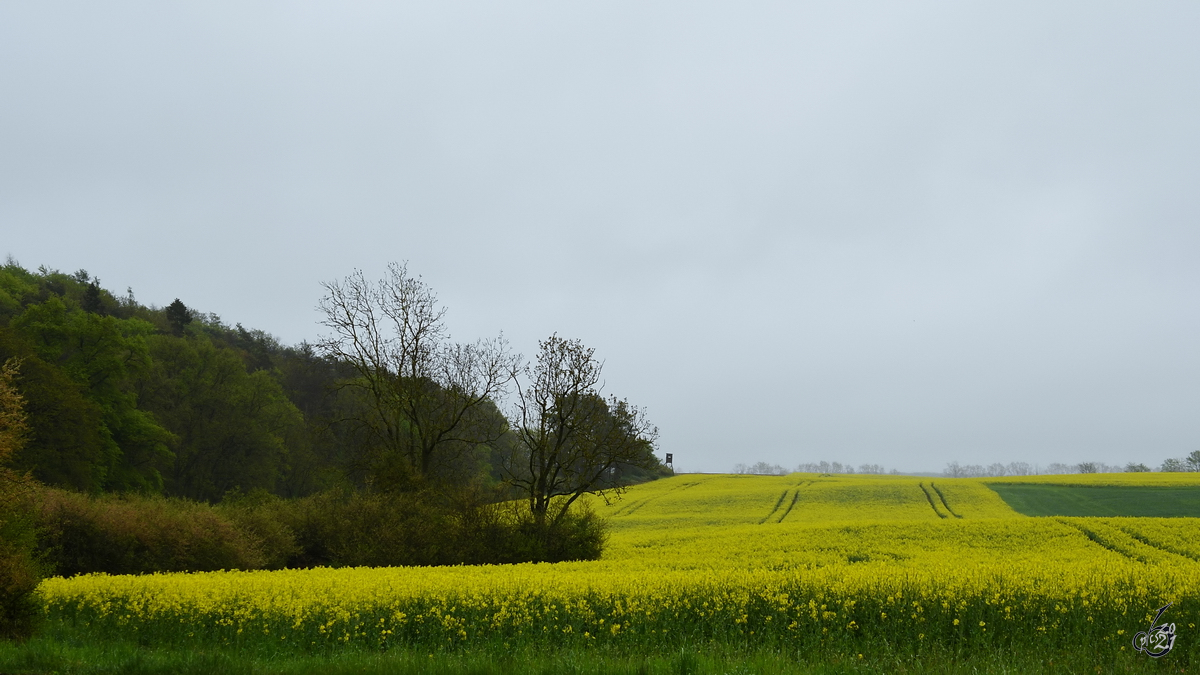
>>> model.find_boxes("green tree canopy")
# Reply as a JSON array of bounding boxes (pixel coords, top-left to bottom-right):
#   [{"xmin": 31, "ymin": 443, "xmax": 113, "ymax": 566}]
[
  {"xmin": 10, "ymin": 296, "xmax": 173, "ymax": 491},
  {"xmin": 138, "ymin": 334, "xmax": 305, "ymax": 502}
]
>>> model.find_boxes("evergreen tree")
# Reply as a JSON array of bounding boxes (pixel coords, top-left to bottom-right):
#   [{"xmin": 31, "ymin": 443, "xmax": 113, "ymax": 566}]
[
  {"xmin": 165, "ymin": 299, "xmax": 192, "ymax": 336},
  {"xmin": 82, "ymin": 281, "xmax": 105, "ymax": 315}
]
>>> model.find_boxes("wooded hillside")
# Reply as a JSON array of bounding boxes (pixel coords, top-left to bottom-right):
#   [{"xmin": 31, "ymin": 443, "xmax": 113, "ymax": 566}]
[{"xmin": 0, "ymin": 260, "xmax": 668, "ymax": 502}]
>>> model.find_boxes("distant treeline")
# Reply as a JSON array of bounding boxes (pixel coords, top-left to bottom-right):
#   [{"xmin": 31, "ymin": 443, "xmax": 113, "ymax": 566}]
[
  {"xmin": 734, "ymin": 455, "xmax": 1200, "ymax": 478},
  {"xmin": 944, "ymin": 456, "xmax": 1200, "ymax": 478},
  {"xmin": 735, "ymin": 461, "xmax": 895, "ymax": 476}
]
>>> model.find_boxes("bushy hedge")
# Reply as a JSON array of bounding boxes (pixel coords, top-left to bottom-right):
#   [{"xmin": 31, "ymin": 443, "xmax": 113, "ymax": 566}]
[
  {"xmin": 29, "ymin": 487, "xmax": 607, "ymax": 577},
  {"xmin": 223, "ymin": 489, "xmax": 607, "ymax": 568},
  {"xmin": 34, "ymin": 488, "xmax": 265, "ymax": 576}
]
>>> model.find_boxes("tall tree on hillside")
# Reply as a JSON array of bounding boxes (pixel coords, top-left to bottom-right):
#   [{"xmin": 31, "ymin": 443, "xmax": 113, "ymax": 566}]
[
  {"xmin": 165, "ymin": 299, "xmax": 192, "ymax": 336},
  {"xmin": 506, "ymin": 335, "xmax": 659, "ymax": 527},
  {"xmin": 81, "ymin": 281, "xmax": 105, "ymax": 315},
  {"xmin": 316, "ymin": 263, "xmax": 517, "ymax": 489}
]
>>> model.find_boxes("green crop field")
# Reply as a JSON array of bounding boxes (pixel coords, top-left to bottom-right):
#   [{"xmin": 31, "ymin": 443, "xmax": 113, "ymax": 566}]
[
  {"xmin": 10, "ymin": 472, "xmax": 1200, "ymax": 674},
  {"xmin": 990, "ymin": 483, "xmax": 1200, "ymax": 517}
]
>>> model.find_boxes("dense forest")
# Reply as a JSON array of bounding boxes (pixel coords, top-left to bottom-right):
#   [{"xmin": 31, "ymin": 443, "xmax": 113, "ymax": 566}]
[
  {"xmin": 0, "ymin": 262, "xmax": 334, "ymax": 500},
  {"xmin": 0, "ymin": 260, "xmax": 667, "ymax": 503}
]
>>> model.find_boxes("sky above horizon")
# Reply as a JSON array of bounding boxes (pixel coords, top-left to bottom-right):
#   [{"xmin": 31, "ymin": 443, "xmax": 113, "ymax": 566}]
[{"xmin": 3, "ymin": 2, "xmax": 1198, "ymax": 473}]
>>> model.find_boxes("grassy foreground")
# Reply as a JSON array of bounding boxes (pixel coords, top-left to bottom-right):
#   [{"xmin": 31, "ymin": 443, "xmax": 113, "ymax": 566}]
[{"xmin": 0, "ymin": 637, "xmax": 1191, "ymax": 675}]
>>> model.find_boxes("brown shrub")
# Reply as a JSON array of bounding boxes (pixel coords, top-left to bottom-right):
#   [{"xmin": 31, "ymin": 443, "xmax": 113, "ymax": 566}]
[
  {"xmin": 34, "ymin": 488, "xmax": 266, "ymax": 576},
  {"xmin": 277, "ymin": 489, "xmax": 453, "ymax": 568},
  {"xmin": 0, "ymin": 507, "xmax": 41, "ymax": 640},
  {"xmin": 214, "ymin": 490, "xmax": 299, "ymax": 570}
]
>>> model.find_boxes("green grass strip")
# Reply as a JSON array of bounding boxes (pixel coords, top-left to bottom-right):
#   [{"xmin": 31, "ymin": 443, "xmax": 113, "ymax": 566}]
[{"xmin": 0, "ymin": 636, "xmax": 1189, "ymax": 675}]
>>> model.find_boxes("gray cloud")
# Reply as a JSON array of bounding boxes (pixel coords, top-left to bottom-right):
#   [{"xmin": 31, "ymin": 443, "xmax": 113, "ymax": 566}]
[{"xmin": 3, "ymin": 1, "xmax": 1198, "ymax": 472}]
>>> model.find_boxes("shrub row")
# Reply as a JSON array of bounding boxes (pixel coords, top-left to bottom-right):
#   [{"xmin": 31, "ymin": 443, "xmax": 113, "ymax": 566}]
[{"xmin": 29, "ymin": 487, "xmax": 605, "ymax": 577}]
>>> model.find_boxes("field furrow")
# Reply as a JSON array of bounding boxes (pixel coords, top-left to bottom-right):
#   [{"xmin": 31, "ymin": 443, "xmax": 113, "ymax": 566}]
[
  {"xmin": 929, "ymin": 482, "xmax": 963, "ymax": 519},
  {"xmin": 775, "ymin": 489, "xmax": 800, "ymax": 523},
  {"xmin": 918, "ymin": 483, "xmax": 948, "ymax": 519}
]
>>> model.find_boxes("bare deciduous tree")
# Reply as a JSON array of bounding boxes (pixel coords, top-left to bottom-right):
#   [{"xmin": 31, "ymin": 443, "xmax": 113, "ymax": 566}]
[
  {"xmin": 1186, "ymin": 450, "xmax": 1200, "ymax": 472},
  {"xmin": 317, "ymin": 263, "xmax": 517, "ymax": 488},
  {"xmin": 506, "ymin": 335, "xmax": 658, "ymax": 526},
  {"xmin": 1160, "ymin": 458, "xmax": 1186, "ymax": 472},
  {"xmin": 1006, "ymin": 462, "xmax": 1033, "ymax": 476}
]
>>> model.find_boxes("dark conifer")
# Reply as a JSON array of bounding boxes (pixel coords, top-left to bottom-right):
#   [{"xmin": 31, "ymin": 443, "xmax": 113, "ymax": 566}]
[
  {"xmin": 166, "ymin": 299, "xmax": 192, "ymax": 336},
  {"xmin": 82, "ymin": 281, "xmax": 105, "ymax": 315}
]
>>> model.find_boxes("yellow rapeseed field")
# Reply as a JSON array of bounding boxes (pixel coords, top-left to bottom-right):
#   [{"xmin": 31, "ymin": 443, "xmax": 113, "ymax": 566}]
[{"xmin": 37, "ymin": 473, "xmax": 1200, "ymax": 655}]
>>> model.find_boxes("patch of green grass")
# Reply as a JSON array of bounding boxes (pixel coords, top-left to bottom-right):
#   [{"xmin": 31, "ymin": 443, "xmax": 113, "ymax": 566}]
[
  {"xmin": 989, "ymin": 484, "xmax": 1200, "ymax": 517},
  {"xmin": 0, "ymin": 637, "xmax": 1190, "ymax": 675}
]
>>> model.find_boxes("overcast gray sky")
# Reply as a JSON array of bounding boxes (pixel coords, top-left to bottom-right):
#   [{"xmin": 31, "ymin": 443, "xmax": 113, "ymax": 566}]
[{"xmin": 3, "ymin": 1, "xmax": 1198, "ymax": 473}]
